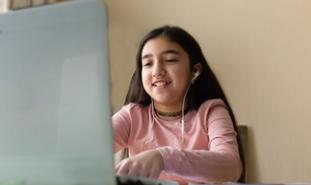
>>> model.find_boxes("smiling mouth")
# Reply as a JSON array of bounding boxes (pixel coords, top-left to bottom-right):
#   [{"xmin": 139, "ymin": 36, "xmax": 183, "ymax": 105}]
[{"xmin": 152, "ymin": 81, "xmax": 171, "ymax": 87}]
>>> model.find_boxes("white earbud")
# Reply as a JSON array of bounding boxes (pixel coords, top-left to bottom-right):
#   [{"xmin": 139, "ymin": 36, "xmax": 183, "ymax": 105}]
[{"xmin": 191, "ymin": 71, "xmax": 200, "ymax": 83}]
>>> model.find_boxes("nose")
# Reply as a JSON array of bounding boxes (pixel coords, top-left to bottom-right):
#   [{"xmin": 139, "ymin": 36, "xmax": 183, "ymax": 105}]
[{"xmin": 152, "ymin": 60, "xmax": 165, "ymax": 78}]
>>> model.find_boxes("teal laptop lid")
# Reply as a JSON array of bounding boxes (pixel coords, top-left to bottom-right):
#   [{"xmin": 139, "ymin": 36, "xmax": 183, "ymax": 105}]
[{"xmin": 0, "ymin": 0, "xmax": 115, "ymax": 184}]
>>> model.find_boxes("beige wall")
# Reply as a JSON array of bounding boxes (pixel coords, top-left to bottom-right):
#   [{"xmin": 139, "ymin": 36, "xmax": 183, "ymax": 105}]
[
  {"xmin": 0, "ymin": 0, "xmax": 8, "ymax": 12},
  {"xmin": 103, "ymin": 0, "xmax": 311, "ymax": 183}
]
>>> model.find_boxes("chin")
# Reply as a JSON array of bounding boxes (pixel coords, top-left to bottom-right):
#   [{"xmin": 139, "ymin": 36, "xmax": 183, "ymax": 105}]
[{"xmin": 153, "ymin": 98, "xmax": 178, "ymax": 106}]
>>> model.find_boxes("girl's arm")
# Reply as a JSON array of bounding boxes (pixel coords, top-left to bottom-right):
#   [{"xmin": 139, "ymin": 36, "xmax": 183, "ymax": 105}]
[
  {"xmin": 112, "ymin": 107, "xmax": 131, "ymax": 153},
  {"xmin": 158, "ymin": 105, "xmax": 242, "ymax": 183}
]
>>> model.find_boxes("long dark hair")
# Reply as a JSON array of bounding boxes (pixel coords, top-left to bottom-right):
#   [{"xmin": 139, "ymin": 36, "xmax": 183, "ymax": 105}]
[{"xmin": 124, "ymin": 25, "xmax": 245, "ymax": 182}]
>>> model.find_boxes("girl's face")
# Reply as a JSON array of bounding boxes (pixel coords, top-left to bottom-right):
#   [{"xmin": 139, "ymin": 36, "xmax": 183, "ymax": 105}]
[{"xmin": 141, "ymin": 36, "xmax": 193, "ymax": 111}]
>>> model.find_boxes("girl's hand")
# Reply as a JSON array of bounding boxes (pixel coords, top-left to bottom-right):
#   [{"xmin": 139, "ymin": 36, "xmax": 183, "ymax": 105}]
[{"xmin": 115, "ymin": 149, "xmax": 164, "ymax": 179}]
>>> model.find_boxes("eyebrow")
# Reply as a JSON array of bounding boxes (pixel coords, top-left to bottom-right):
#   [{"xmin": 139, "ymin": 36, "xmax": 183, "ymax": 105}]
[{"xmin": 141, "ymin": 49, "xmax": 180, "ymax": 60}]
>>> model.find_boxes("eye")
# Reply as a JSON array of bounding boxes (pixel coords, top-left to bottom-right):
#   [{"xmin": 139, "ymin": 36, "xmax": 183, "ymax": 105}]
[
  {"xmin": 164, "ymin": 53, "xmax": 179, "ymax": 63},
  {"xmin": 165, "ymin": 57, "xmax": 179, "ymax": 63},
  {"xmin": 166, "ymin": 58, "xmax": 178, "ymax": 62},
  {"xmin": 142, "ymin": 60, "xmax": 152, "ymax": 67},
  {"xmin": 143, "ymin": 63, "xmax": 151, "ymax": 67}
]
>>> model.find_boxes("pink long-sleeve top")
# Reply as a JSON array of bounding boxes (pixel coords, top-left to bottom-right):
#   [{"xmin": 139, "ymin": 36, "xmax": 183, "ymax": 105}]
[{"xmin": 112, "ymin": 99, "xmax": 242, "ymax": 184}]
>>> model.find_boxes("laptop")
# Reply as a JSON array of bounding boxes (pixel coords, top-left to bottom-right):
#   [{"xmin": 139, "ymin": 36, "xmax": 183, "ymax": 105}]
[
  {"xmin": 0, "ymin": 0, "xmax": 115, "ymax": 184},
  {"xmin": 0, "ymin": 1, "xmax": 179, "ymax": 185}
]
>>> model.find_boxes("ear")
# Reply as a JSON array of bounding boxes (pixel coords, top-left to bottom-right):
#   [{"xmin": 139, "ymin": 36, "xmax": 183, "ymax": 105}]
[
  {"xmin": 191, "ymin": 63, "xmax": 202, "ymax": 83},
  {"xmin": 191, "ymin": 63, "xmax": 202, "ymax": 77}
]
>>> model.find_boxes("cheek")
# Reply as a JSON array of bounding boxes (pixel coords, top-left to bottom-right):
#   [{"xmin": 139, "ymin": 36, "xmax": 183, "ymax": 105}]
[
  {"xmin": 141, "ymin": 70, "xmax": 150, "ymax": 90},
  {"xmin": 171, "ymin": 68, "xmax": 192, "ymax": 84}
]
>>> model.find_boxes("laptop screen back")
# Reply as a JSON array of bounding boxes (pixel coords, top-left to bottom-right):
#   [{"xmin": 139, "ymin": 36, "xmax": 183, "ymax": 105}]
[{"xmin": 0, "ymin": 0, "xmax": 115, "ymax": 184}]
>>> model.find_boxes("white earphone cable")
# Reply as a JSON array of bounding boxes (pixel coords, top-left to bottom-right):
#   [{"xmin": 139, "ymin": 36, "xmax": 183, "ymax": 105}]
[
  {"xmin": 151, "ymin": 74, "xmax": 196, "ymax": 144},
  {"xmin": 181, "ymin": 80, "xmax": 193, "ymax": 144}
]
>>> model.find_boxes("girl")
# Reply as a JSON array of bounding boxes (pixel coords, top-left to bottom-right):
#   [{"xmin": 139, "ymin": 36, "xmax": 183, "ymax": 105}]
[{"xmin": 113, "ymin": 26, "xmax": 243, "ymax": 184}]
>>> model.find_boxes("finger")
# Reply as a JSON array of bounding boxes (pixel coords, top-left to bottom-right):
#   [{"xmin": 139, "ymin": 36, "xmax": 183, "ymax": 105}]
[
  {"xmin": 115, "ymin": 159, "xmax": 126, "ymax": 172},
  {"xmin": 140, "ymin": 166, "xmax": 150, "ymax": 177},
  {"xmin": 115, "ymin": 160, "xmax": 130, "ymax": 175},
  {"xmin": 115, "ymin": 162, "xmax": 121, "ymax": 172},
  {"xmin": 148, "ymin": 169, "xmax": 161, "ymax": 179},
  {"xmin": 127, "ymin": 162, "xmax": 142, "ymax": 177}
]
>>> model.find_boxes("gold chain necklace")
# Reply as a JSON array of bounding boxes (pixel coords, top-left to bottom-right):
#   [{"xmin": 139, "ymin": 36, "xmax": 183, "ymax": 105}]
[{"xmin": 155, "ymin": 109, "xmax": 183, "ymax": 117}]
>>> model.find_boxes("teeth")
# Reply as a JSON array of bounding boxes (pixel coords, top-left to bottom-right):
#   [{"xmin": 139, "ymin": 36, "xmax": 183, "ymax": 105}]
[{"xmin": 153, "ymin": 81, "xmax": 168, "ymax": 87}]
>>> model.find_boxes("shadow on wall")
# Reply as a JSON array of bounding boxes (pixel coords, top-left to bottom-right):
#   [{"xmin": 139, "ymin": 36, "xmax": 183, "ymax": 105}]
[{"xmin": 247, "ymin": 127, "xmax": 260, "ymax": 182}]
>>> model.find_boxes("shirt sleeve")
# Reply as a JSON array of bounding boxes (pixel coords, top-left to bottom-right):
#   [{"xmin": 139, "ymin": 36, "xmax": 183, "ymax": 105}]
[
  {"xmin": 157, "ymin": 103, "xmax": 242, "ymax": 183},
  {"xmin": 112, "ymin": 105, "xmax": 131, "ymax": 153}
]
